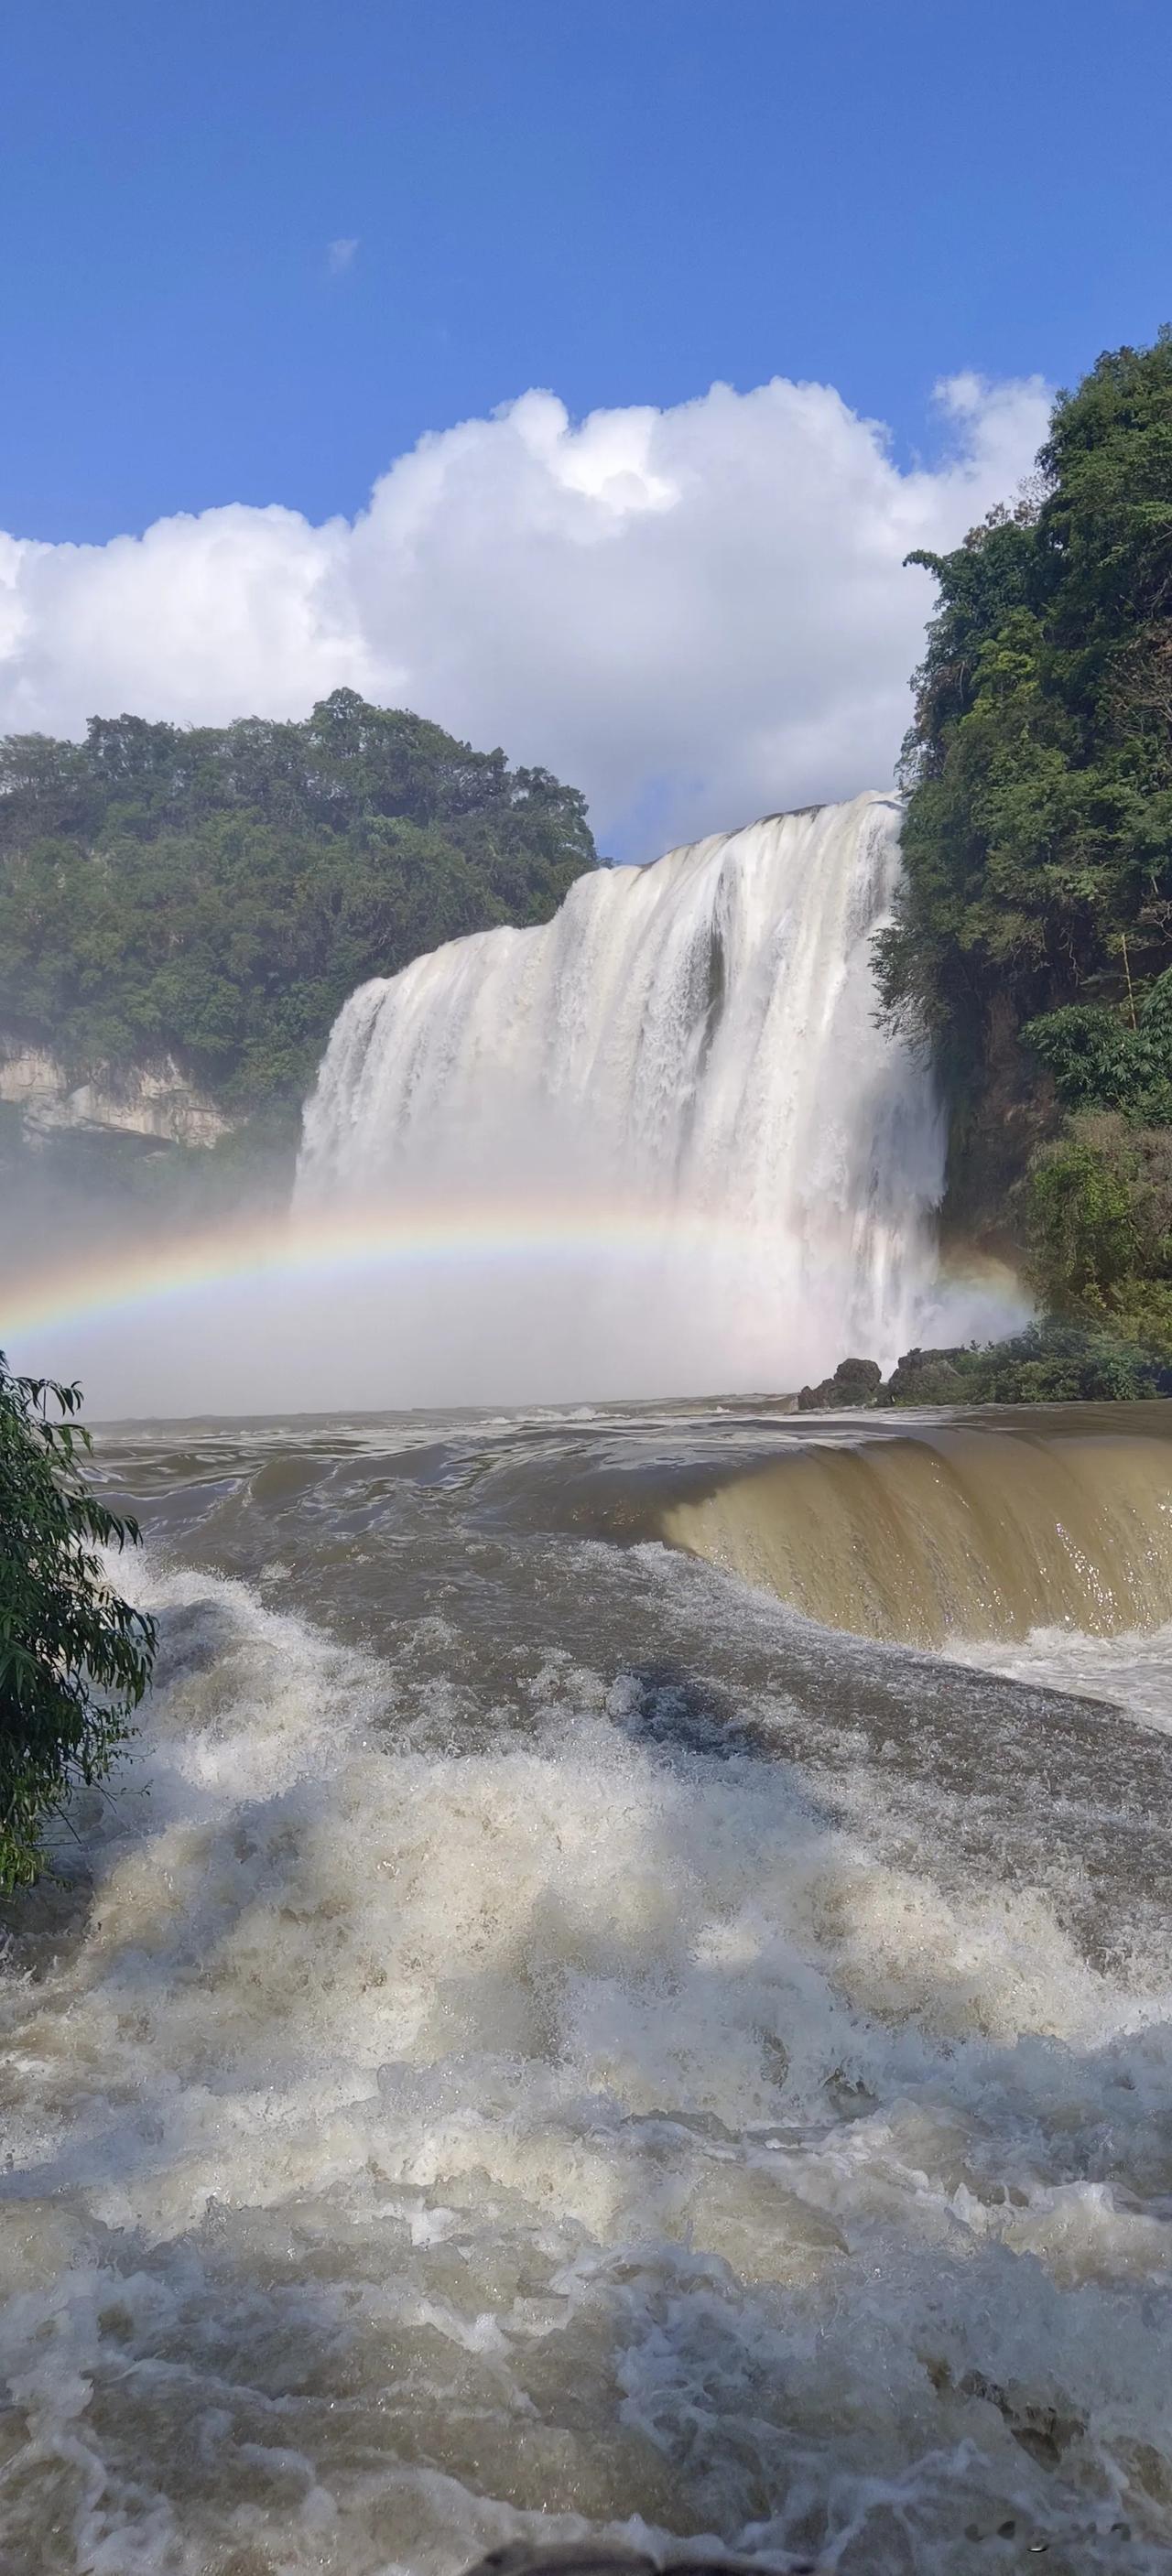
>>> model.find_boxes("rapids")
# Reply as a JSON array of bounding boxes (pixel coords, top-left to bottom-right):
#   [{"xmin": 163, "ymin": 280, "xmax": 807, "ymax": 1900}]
[{"xmin": 3, "ymin": 1399, "xmax": 1172, "ymax": 2575}]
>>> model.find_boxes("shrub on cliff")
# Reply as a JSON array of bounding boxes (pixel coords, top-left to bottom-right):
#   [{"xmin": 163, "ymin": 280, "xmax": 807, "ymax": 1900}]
[
  {"xmin": 960, "ymin": 1321, "xmax": 1168, "ymax": 1402},
  {"xmin": 1023, "ymin": 1114, "xmax": 1172, "ymax": 1355},
  {"xmin": 1025, "ymin": 970, "xmax": 1172, "ymax": 1125},
  {"xmin": 0, "ymin": 1358, "xmax": 154, "ymax": 1890}
]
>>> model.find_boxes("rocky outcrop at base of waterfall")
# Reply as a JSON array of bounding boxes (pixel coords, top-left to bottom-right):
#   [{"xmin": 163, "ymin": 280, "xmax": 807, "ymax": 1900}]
[
  {"xmin": 0, "ymin": 1044, "xmax": 233, "ymax": 1151},
  {"xmin": 802, "ymin": 1324, "xmax": 1172, "ymax": 1409},
  {"xmin": 797, "ymin": 1357, "xmax": 884, "ymax": 1411}
]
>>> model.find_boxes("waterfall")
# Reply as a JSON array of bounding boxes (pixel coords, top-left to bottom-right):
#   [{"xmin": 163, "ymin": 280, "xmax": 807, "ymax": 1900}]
[
  {"xmin": 662, "ymin": 1417, "xmax": 1172, "ymax": 1647},
  {"xmin": 297, "ymin": 792, "xmax": 949, "ymax": 1395}
]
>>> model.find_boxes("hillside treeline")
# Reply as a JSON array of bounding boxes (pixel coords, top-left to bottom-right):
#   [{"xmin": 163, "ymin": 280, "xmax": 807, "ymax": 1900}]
[{"xmin": 0, "ymin": 689, "xmax": 597, "ymax": 1114}]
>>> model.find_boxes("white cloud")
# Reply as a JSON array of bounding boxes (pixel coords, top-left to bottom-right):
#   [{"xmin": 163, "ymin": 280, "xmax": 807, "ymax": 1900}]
[
  {"xmin": 0, "ymin": 372, "xmax": 1050, "ymax": 854},
  {"xmin": 326, "ymin": 236, "xmax": 359, "ymax": 275}
]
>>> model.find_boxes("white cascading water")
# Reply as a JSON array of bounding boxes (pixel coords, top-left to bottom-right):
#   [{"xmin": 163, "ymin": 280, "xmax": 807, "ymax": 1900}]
[{"xmin": 297, "ymin": 792, "xmax": 948, "ymax": 1394}]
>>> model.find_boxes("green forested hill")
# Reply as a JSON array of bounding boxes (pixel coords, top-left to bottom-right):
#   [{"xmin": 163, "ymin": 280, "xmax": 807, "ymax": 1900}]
[
  {"xmin": 0, "ymin": 689, "xmax": 597, "ymax": 1114},
  {"xmin": 878, "ymin": 330, "xmax": 1172, "ymax": 1362}
]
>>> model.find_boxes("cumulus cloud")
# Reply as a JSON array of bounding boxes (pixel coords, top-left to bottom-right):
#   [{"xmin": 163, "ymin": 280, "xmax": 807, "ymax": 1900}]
[
  {"xmin": 0, "ymin": 372, "xmax": 1050, "ymax": 853},
  {"xmin": 326, "ymin": 236, "xmax": 359, "ymax": 275}
]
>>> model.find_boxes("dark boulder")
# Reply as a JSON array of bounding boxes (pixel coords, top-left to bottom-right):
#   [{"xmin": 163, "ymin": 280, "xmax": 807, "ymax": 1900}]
[
  {"xmin": 797, "ymin": 1354, "xmax": 883, "ymax": 1412},
  {"xmin": 884, "ymin": 1344, "xmax": 968, "ymax": 1405}
]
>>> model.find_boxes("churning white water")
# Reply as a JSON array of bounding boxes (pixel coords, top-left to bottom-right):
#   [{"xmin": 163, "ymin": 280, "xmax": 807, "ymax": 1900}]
[
  {"xmin": 5, "ymin": 1404, "xmax": 1172, "ymax": 2574},
  {"xmin": 297, "ymin": 796, "xmax": 950, "ymax": 1392}
]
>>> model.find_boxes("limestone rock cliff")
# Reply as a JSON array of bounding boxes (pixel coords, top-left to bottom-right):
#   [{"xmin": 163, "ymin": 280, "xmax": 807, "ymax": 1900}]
[{"xmin": 0, "ymin": 1045, "xmax": 232, "ymax": 1151}]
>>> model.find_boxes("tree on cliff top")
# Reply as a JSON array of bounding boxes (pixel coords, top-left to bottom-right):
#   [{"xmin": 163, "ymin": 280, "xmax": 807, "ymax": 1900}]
[{"xmin": 1, "ymin": 1358, "xmax": 155, "ymax": 1890}]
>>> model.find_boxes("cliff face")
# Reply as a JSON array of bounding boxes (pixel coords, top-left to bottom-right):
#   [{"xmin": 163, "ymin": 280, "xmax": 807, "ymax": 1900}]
[
  {"xmin": 0, "ymin": 1046, "xmax": 233, "ymax": 1151},
  {"xmin": 938, "ymin": 997, "xmax": 1060, "ymax": 1260}
]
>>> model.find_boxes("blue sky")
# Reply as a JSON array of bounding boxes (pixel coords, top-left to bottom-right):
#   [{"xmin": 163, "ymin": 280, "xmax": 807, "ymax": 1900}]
[
  {"xmin": 0, "ymin": 1, "xmax": 1167, "ymax": 847},
  {"xmin": 3, "ymin": 0, "xmax": 1169, "ymax": 545}
]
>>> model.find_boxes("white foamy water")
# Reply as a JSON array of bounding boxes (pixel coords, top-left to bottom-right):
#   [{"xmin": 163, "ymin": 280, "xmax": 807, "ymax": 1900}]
[
  {"xmin": 948, "ymin": 1622, "xmax": 1172, "ymax": 1731},
  {"xmin": 5, "ymin": 1401, "xmax": 1172, "ymax": 2576},
  {"xmin": 297, "ymin": 796, "xmax": 953, "ymax": 1394}
]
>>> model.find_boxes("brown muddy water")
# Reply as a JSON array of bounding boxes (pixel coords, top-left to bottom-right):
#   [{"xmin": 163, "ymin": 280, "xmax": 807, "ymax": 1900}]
[{"xmin": 2, "ymin": 1399, "xmax": 1172, "ymax": 2576}]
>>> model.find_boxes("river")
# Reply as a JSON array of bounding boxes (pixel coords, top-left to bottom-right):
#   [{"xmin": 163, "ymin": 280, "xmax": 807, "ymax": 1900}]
[{"xmin": 3, "ymin": 1398, "xmax": 1172, "ymax": 2575}]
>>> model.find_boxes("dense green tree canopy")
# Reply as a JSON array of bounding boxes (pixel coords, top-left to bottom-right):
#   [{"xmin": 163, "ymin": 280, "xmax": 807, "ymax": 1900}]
[
  {"xmin": 876, "ymin": 331, "xmax": 1172, "ymax": 1358},
  {"xmin": 0, "ymin": 691, "xmax": 597, "ymax": 1110},
  {"xmin": 879, "ymin": 330, "xmax": 1172, "ymax": 1074}
]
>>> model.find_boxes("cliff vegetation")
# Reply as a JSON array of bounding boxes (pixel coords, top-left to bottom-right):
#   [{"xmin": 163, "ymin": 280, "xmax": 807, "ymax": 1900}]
[{"xmin": 877, "ymin": 330, "xmax": 1172, "ymax": 1361}]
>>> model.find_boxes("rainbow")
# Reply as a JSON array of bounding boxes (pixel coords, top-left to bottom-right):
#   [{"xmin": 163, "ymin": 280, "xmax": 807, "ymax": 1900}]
[
  {"xmin": 0, "ymin": 1198, "xmax": 748, "ymax": 1350},
  {"xmin": 2, "ymin": 1200, "xmax": 1017, "ymax": 1374}
]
